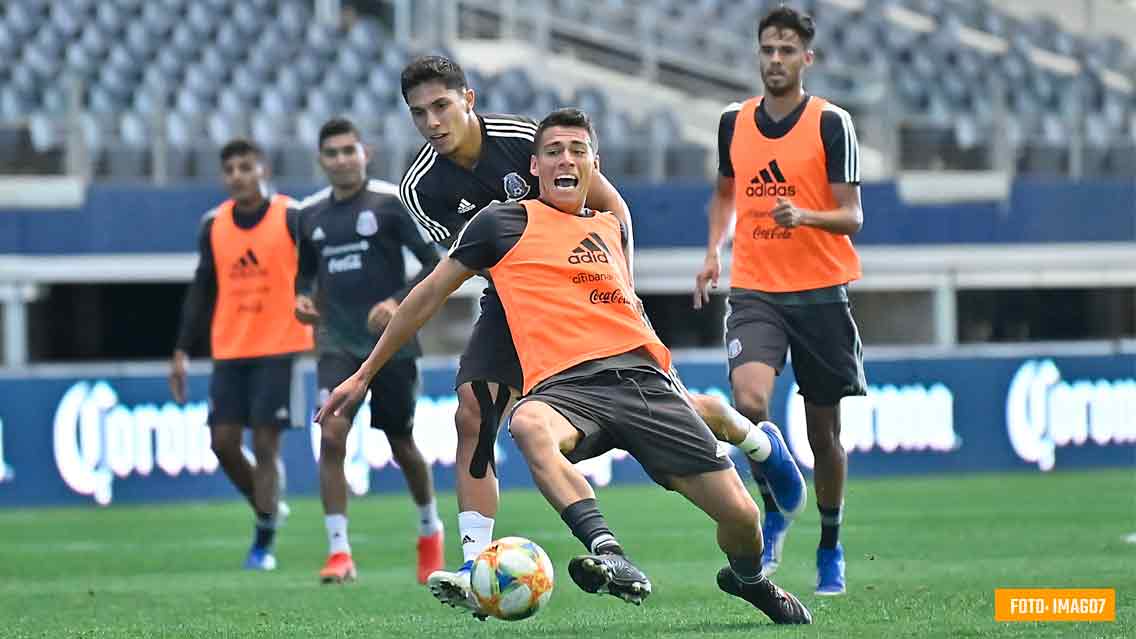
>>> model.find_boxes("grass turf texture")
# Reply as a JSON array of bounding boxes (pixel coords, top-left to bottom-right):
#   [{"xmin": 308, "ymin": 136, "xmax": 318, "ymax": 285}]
[{"xmin": 1, "ymin": 469, "xmax": 1132, "ymax": 638}]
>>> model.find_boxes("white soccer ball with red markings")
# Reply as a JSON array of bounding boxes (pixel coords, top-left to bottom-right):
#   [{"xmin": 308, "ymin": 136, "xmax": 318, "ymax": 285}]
[{"xmin": 470, "ymin": 536, "xmax": 555, "ymax": 620}]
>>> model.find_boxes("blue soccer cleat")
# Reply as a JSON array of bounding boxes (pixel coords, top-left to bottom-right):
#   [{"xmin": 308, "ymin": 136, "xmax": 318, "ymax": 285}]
[
  {"xmin": 243, "ymin": 545, "xmax": 277, "ymax": 571},
  {"xmin": 815, "ymin": 543, "xmax": 846, "ymax": 596},
  {"xmin": 760, "ymin": 509, "xmax": 792, "ymax": 577},
  {"xmin": 754, "ymin": 421, "xmax": 807, "ymax": 517}
]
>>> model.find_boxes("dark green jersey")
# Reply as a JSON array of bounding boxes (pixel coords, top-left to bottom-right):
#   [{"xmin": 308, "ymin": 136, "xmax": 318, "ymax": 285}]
[{"xmin": 296, "ymin": 179, "xmax": 441, "ymax": 359}]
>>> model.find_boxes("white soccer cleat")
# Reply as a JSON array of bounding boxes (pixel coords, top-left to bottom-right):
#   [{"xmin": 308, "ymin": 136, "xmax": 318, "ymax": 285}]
[{"xmin": 427, "ymin": 562, "xmax": 487, "ymax": 620}]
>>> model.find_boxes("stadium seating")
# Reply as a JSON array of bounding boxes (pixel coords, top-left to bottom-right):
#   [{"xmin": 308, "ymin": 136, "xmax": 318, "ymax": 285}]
[
  {"xmin": 548, "ymin": 0, "xmax": 1135, "ymax": 175},
  {"xmin": 0, "ymin": 0, "xmax": 679, "ymax": 181},
  {"xmin": 0, "ymin": 0, "xmax": 1133, "ymax": 180}
]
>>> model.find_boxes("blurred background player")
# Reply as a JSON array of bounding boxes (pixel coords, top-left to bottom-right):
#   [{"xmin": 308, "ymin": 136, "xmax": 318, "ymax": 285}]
[
  {"xmin": 169, "ymin": 138, "xmax": 313, "ymax": 571},
  {"xmin": 319, "ymin": 108, "xmax": 812, "ymax": 625},
  {"xmin": 694, "ymin": 6, "xmax": 867, "ymax": 595},
  {"xmin": 294, "ymin": 117, "xmax": 444, "ymax": 584}
]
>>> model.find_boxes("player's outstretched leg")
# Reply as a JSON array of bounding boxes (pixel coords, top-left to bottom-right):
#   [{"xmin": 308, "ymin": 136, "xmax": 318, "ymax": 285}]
[
  {"xmin": 568, "ymin": 551, "xmax": 652, "ymax": 605},
  {"xmin": 689, "ymin": 394, "xmax": 807, "ymax": 517},
  {"xmin": 509, "ymin": 400, "xmax": 652, "ymax": 606},
  {"xmin": 715, "ymin": 566, "xmax": 812, "ymax": 624},
  {"xmin": 698, "ymin": 364, "xmax": 802, "ymax": 575},
  {"xmin": 669, "ymin": 467, "xmax": 812, "ymax": 625}
]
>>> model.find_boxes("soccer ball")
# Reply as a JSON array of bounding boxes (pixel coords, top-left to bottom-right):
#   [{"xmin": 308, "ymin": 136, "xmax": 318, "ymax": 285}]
[{"xmin": 470, "ymin": 536, "xmax": 555, "ymax": 620}]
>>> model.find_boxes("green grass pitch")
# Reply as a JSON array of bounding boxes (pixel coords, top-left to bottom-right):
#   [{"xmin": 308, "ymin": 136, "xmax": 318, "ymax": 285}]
[{"xmin": 1, "ymin": 469, "xmax": 1132, "ymax": 638}]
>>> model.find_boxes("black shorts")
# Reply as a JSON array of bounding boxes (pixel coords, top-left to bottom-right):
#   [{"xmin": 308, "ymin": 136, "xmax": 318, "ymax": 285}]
[
  {"xmin": 317, "ymin": 353, "xmax": 419, "ymax": 436},
  {"xmin": 455, "ymin": 288, "xmax": 524, "ymax": 391},
  {"xmin": 513, "ymin": 369, "xmax": 734, "ymax": 489},
  {"xmin": 725, "ymin": 289, "xmax": 867, "ymax": 406},
  {"xmin": 208, "ymin": 355, "xmax": 295, "ymax": 429}
]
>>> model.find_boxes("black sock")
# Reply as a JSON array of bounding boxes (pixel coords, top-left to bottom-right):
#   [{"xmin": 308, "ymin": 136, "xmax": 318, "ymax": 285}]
[
  {"xmin": 561, "ymin": 498, "xmax": 623, "ymax": 555},
  {"xmin": 818, "ymin": 505, "xmax": 842, "ymax": 550},
  {"xmin": 728, "ymin": 555, "xmax": 764, "ymax": 585},
  {"xmin": 749, "ymin": 460, "xmax": 781, "ymax": 514},
  {"xmin": 254, "ymin": 512, "xmax": 277, "ymax": 551}
]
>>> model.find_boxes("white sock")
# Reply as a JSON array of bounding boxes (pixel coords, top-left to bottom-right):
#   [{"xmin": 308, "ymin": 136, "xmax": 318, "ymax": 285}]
[
  {"xmin": 325, "ymin": 514, "xmax": 350, "ymax": 555},
  {"xmin": 417, "ymin": 499, "xmax": 443, "ymax": 537},
  {"xmin": 458, "ymin": 511, "xmax": 495, "ymax": 563},
  {"xmin": 738, "ymin": 422, "xmax": 773, "ymax": 462}
]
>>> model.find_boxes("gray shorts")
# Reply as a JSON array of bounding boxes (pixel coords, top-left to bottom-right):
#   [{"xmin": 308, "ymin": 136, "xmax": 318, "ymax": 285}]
[
  {"xmin": 725, "ymin": 288, "xmax": 867, "ymax": 406},
  {"xmin": 512, "ymin": 368, "xmax": 733, "ymax": 489}
]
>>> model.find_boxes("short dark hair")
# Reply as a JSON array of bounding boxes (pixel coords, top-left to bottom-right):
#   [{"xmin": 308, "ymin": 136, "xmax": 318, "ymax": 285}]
[
  {"xmin": 219, "ymin": 138, "xmax": 262, "ymax": 163},
  {"xmin": 400, "ymin": 55, "xmax": 469, "ymax": 101},
  {"xmin": 533, "ymin": 108, "xmax": 598, "ymax": 153},
  {"xmin": 757, "ymin": 6, "xmax": 815, "ymax": 46},
  {"xmin": 318, "ymin": 117, "xmax": 360, "ymax": 148}
]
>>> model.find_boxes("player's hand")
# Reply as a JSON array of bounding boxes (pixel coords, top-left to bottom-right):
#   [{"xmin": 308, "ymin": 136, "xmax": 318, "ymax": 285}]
[
  {"xmin": 367, "ymin": 298, "xmax": 399, "ymax": 334},
  {"xmin": 693, "ymin": 251, "xmax": 721, "ymax": 309},
  {"xmin": 772, "ymin": 197, "xmax": 805, "ymax": 228},
  {"xmin": 315, "ymin": 373, "xmax": 369, "ymax": 423},
  {"xmin": 169, "ymin": 350, "xmax": 188, "ymax": 404},
  {"xmin": 295, "ymin": 294, "xmax": 320, "ymax": 324}
]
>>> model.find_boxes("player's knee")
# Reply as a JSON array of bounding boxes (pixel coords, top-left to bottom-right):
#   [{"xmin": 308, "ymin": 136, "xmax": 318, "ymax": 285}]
[
  {"xmin": 508, "ymin": 406, "xmax": 551, "ymax": 451},
  {"xmin": 733, "ymin": 388, "xmax": 770, "ymax": 424},
  {"xmin": 319, "ymin": 426, "xmax": 348, "ymax": 461},
  {"xmin": 689, "ymin": 394, "xmax": 730, "ymax": 440},
  {"xmin": 251, "ymin": 430, "xmax": 280, "ymax": 462},
  {"xmin": 209, "ymin": 432, "xmax": 241, "ymax": 459},
  {"xmin": 387, "ymin": 433, "xmax": 421, "ymax": 460},
  {"xmin": 454, "ymin": 393, "xmax": 482, "ymax": 442}
]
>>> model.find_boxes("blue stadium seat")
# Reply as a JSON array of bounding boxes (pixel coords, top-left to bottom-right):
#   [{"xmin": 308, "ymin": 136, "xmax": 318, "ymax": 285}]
[
  {"xmin": 348, "ymin": 20, "xmax": 385, "ymax": 57},
  {"xmin": 206, "ymin": 113, "xmax": 239, "ymax": 146},
  {"xmin": 214, "ymin": 23, "xmax": 244, "ymax": 59},
  {"xmin": 232, "ymin": 4, "xmax": 263, "ymax": 36},
  {"xmin": 271, "ymin": 141, "xmax": 316, "ymax": 182},
  {"xmin": 292, "ymin": 54, "xmax": 324, "ymax": 88},
  {"xmin": 186, "ymin": 4, "xmax": 217, "ymax": 39},
  {"xmin": 6, "ymin": 4, "xmax": 41, "ymax": 39},
  {"xmin": 140, "ymin": 3, "xmax": 175, "ymax": 37},
  {"xmin": 251, "ymin": 112, "xmax": 293, "ymax": 149},
  {"xmin": 277, "ymin": 2, "xmax": 310, "ymax": 39},
  {"xmin": 94, "ymin": 4, "xmax": 125, "ymax": 36}
]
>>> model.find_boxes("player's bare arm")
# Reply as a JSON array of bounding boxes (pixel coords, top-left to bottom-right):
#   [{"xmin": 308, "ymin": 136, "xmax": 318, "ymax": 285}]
[
  {"xmin": 771, "ymin": 183, "xmax": 862, "ymax": 234},
  {"xmin": 585, "ymin": 171, "xmax": 635, "ymax": 282},
  {"xmin": 694, "ymin": 175, "xmax": 736, "ymax": 309},
  {"xmin": 316, "ymin": 257, "xmax": 474, "ymax": 422}
]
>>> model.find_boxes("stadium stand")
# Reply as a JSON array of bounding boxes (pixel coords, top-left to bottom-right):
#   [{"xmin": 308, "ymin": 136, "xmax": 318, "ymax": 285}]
[
  {"xmin": 0, "ymin": 0, "xmax": 700, "ymax": 181},
  {"xmin": 1, "ymin": 0, "xmax": 1133, "ymax": 180}
]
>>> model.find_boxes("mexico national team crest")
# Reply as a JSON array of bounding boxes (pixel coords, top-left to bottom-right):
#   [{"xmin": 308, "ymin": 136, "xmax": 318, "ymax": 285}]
[
  {"xmin": 503, "ymin": 172, "xmax": 530, "ymax": 200},
  {"xmin": 355, "ymin": 210, "xmax": 378, "ymax": 236}
]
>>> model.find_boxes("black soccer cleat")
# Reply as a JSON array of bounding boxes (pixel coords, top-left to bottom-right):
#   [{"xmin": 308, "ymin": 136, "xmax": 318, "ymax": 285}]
[
  {"xmin": 568, "ymin": 552, "xmax": 653, "ymax": 605},
  {"xmin": 716, "ymin": 567, "xmax": 813, "ymax": 624}
]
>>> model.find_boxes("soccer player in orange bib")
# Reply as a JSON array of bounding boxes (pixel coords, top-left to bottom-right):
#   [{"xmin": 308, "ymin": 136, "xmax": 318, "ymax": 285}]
[
  {"xmin": 319, "ymin": 109, "xmax": 812, "ymax": 625},
  {"xmin": 694, "ymin": 6, "xmax": 868, "ymax": 595},
  {"xmin": 170, "ymin": 139, "xmax": 313, "ymax": 571}
]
